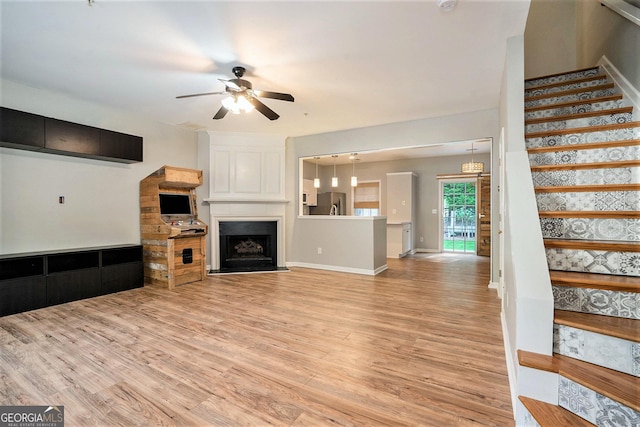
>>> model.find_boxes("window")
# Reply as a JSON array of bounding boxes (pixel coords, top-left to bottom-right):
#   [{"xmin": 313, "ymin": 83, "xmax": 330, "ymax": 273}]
[{"xmin": 353, "ymin": 181, "xmax": 380, "ymax": 217}]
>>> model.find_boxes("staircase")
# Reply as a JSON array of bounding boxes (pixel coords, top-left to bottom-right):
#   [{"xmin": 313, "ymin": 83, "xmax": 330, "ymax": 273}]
[{"xmin": 518, "ymin": 66, "xmax": 640, "ymax": 426}]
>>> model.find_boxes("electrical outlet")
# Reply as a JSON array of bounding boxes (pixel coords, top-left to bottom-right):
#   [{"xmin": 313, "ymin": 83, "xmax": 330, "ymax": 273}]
[
  {"xmin": 420, "ymin": 236, "xmax": 424, "ymax": 242},
  {"xmin": 317, "ymin": 247, "xmax": 322, "ymax": 254}
]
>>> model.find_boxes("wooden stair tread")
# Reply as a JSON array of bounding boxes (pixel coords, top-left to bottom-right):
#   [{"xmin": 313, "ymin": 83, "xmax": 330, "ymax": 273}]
[
  {"xmin": 525, "ymin": 83, "xmax": 615, "ymax": 102},
  {"xmin": 525, "ymin": 74, "xmax": 607, "ymax": 93},
  {"xmin": 525, "ymin": 106, "xmax": 633, "ymax": 125},
  {"xmin": 530, "ymin": 159, "xmax": 640, "ymax": 172},
  {"xmin": 550, "ymin": 270, "xmax": 640, "ymax": 293},
  {"xmin": 555, "ymin": 309, "xmax": 639, "ymax": 342},
  {"xmin": 538, "ymin": 211, "xmax": 639, "ymax": 218},
  {"xmin": 525, "ymin": 94, "xmax": 623, "ymax": 113},
  {"xmin": 525, "ymin": 67, "xmax": 600, "ymax": 85},
  {"xmin": 556, "ymin": 354, "xmax": 640, "ymax": 412},
  {"xmin": 535, "ymin": 183, "xmax": 640, "ymax": 193},
  {"xmin": 518, "ymin": 350, "xmax": 640, "ymax": 412},
  {"xmin": 544, "ymin": 239, "xmax": 640, "ymax": 252},
  {"xmin": 526, "ymin": 121, "xmax": 640, "ymax": 139},
  {"xmin": 518, "ymin": 349, "xmax": 557, "ymax": 372},
  {"xmin": 519, "ymin": 396, "xmax": 595, "ymax": 427},
  {"xmin": 527, "ymin": 139, "xmax": 640, "ymax": 154}
]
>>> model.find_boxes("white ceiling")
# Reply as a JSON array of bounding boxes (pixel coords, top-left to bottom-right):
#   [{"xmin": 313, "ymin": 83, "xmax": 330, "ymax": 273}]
[{"xmin": 0, "ymin": 0, "xmax": 529, "ymax": 157}]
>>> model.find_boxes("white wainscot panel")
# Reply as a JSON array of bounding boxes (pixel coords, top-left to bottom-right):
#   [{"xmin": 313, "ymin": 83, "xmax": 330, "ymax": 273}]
[
  {"xmin": 263, "ymin": 151, "xmax": 282, "ymax": 195},
  {"xmin": 234, "ymin": 151, "xmax": 262, "ymax": 193},
  {"xmin": 212, "ymin": 150, "xmax": 230, "ymax": 194}
]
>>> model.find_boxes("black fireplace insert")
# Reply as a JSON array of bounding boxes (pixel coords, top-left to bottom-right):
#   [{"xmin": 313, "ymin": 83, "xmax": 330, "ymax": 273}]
[{"xmin": 218, "ymin": 221, "xmax": 278, "ymax": 272}]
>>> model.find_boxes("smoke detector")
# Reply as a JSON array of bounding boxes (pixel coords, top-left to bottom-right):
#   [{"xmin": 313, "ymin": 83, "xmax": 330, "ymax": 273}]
[{"xmin": 438, "ymin": 0, "xmax": 457, "ymax": 11}]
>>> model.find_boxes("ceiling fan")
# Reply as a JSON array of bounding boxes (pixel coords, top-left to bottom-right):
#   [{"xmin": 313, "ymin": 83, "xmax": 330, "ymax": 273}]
[{"xmin": 176, "ymin": 66, "xmax": 294, "ymax": 121}]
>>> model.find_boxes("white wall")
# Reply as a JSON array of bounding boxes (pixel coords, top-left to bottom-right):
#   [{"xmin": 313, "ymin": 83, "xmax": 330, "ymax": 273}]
[
  {"xmin": 499, "ymin": 35, "xmax": 555, "ymax": 415},
  {"xmin": 525, "ymin": 0, "xmax": 640, "ymax": 89},
  {"xmin": 578, "ymin": 0, "xmax": 640, "ymax": 89},
  {"xmin": 524, "ymin": 0, "xmax": 577, "ymax": 79},
  {"xmin": 0, "ymin": 79, "xmax": 198, "ymax": 254}
]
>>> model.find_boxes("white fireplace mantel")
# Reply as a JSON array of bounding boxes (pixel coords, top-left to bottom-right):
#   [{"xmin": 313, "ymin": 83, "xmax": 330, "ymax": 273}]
[{"xmin": 205, "ymin": 198, "xmax": 289, "ymax": 204}]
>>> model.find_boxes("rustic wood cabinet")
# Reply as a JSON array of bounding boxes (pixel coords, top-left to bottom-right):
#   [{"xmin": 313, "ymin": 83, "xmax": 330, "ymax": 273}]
[{"xmin": 140, "ymin": 166, "xmax": 208, "ymax": 289}]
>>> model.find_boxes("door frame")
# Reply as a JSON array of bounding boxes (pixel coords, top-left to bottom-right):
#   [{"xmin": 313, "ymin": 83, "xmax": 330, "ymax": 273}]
[{"xmin": 438, "ymin": 177, "xmax": 479, "ymax": 254}]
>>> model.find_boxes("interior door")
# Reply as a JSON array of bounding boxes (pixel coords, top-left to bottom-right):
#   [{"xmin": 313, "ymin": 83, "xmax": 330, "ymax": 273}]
[{"xmin": 477, "ymin": 175, "xmax": 491, "ymax": 257}]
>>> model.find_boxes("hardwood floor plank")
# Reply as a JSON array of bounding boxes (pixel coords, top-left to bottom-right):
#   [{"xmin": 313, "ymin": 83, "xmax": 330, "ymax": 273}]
[{"xmin": 0, "ymin": 253, "xmax": 512, "ymax": 426}]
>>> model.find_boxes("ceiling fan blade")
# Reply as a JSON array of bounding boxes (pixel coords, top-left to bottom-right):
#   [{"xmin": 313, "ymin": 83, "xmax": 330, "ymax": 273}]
[
  {"xmin": 248, "ymin": 97, "xmax": 279, "ymax": 121},
  {"xmin": 254, "ymin": 90, "xmax": 294, "ymax": 102},
  {"xmin": 219, "ymin": 78, "xmax": 241, "ymax": 91},
  {"xmin": 176, "ymin": 91, "xmax": 225, "ymax": 99},
  {"xmin": 213, "ymin": 106, "xmax": 229, "ymax": 120}
]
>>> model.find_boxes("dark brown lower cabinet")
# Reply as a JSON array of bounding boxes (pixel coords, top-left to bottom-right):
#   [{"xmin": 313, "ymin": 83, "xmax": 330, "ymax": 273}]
[{"xmin": 0, "ymin": 245, "xmax": 143, "ymax": 317}]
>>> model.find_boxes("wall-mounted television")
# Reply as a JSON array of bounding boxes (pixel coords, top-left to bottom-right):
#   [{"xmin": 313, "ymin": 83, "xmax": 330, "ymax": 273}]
[{"xmin": 159, "ymin": 193, "xmax": 192, "ymax": 215}]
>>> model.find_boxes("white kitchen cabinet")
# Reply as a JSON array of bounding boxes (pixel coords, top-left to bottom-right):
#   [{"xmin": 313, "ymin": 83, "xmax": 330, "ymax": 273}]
[
  {"xmin": 386, "ymin": 172, "xmax": 417, "ymax": 257},
  {"xmin": 302, "ymin": 179, "xmax": 317, "ymax": 206}
]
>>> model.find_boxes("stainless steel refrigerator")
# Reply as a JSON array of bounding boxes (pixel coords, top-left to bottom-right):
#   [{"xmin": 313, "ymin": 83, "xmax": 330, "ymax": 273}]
[{"xmin": 309, "ymin": 192, "xmax": 346, "ymax": 215}]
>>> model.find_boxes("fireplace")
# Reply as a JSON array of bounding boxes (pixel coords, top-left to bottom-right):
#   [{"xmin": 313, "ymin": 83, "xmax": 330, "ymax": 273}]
[{"xmin": 218, "ymin": 221, "xmax": 278, "ymax": 272}]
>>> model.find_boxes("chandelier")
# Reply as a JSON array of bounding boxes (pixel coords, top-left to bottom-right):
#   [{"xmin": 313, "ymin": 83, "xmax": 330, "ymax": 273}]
[{"xmin": 461, "ymin": 142, "xmax": 484, "ymax": 174}]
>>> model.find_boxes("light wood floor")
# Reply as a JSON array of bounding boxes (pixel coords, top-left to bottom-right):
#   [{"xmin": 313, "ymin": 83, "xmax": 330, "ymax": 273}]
[{"xmin": 0, "ymin": 253, "xmax": 513, "ymax": 426}]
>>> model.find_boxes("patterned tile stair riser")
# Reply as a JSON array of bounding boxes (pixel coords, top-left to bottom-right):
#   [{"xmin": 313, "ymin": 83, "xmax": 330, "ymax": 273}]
[
  {"xmin": 536, "ymin": 191, "xmax": 640, "ymax": 212},
  {"xmin": 553, "ymin": 286, "xmax": 640, "ymax": 320},
  {"xmin": 540, "ymin": 217, "xmax": 640, "ymax": 241},
  {"xmin": 525, "ymin": 112, "xmax": 633, "ymax": 133},
  {"xmin": 525, "ymin": 126, "xmax": 640, "ymax": 149},
  {"xmin": 554, "ymin": 324, "xmax": 640, "ymax": 377},
  {"xmin": 525, "ymin": 88, "xmax": 617, "ymax": 109},
  {"xmin": 546, "ymin": 248, "xmax": 639, "ymax": 277},
  {"xmin": 531, "ymin": 167, "xmax": 640, "ymax": 187},
  {"xmin": 526, "ymin": 99, "xmax": 626, "ymax": 120},
  {"xmin": 558, "ymin": 377, "xmax": 640, "ymax": 426},
  {"xmin": 525, "ymin": 77, "xmax": 609, "ymax": 98},
  {"xmin": 529, "ymin": 146, "xmax": 640, "ymax": 167},
  {"xmin": 525, "ymin": 68, "xmax": 601, "ymax": 89}
]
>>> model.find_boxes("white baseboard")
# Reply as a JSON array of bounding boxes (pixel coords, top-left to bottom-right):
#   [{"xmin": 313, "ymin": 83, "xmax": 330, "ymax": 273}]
[
  {"xmin": 286, "ymin": 262, "xmax": 387, "ymax": 276},
  {"xmin": 599, "ymin": 56, "xmax": 640, "ymax": 118},
  {"xmin": 413, "ymin": 248, "xmax": 439, "ymax": 253},
  {"xmin": 501, "ymin": 310, "xmax": 518, "ymax": 421}
]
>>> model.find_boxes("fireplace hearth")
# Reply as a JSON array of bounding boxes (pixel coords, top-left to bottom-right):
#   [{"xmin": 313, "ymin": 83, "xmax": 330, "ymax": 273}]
[{"xmin": 216, "ymin": 221, "xmax": 280, "ymax": 273}]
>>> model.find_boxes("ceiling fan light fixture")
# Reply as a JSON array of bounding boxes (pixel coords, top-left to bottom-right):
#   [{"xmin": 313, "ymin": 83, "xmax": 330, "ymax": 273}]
[
  {"xmin": 221, "ymin": 94, "xmax": 254, "ymax": 114},
  {"xmin": 437, "ymin": 0, "xmax": 457, "ymax": 11}
]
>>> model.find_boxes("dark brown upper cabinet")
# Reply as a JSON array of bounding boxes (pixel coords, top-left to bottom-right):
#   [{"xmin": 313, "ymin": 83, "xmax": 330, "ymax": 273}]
[
  {"xmin": 0, "ymin": 107, "xmax": 45, "ymax": 149},
  {"xmin": 45, "ymin": 118, "xmax": 101, "ymax": 156},
  {"xmin": 100, "ymin": 129, "xmax": 143, "ymax": 162},
  {"xmin": 0, "ymin": 107, "xmax": 142, "ymax": 163}
]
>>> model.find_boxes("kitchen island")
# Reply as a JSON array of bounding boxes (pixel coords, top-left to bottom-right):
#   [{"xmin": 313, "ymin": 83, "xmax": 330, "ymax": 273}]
[{"xmin": 288, "ymin": 215, "xmax": 387, "ymax": 275}]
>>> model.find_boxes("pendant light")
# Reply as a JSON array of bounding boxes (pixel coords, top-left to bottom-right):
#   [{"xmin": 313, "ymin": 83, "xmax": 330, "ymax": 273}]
[
  {"xmin": 350, "ymin": 153, "xmax": 358, "ymax": 187},
  {"xmin": 331, "ymin": 155, "xmax": 338, "ymax": 188},
  {"xmin": 461, "ymin": 141, "xmax": 484, "ymax": 174},
  {"xmin": 313, "ymin": 157, "xmax": 320, "ymax": 188}
]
